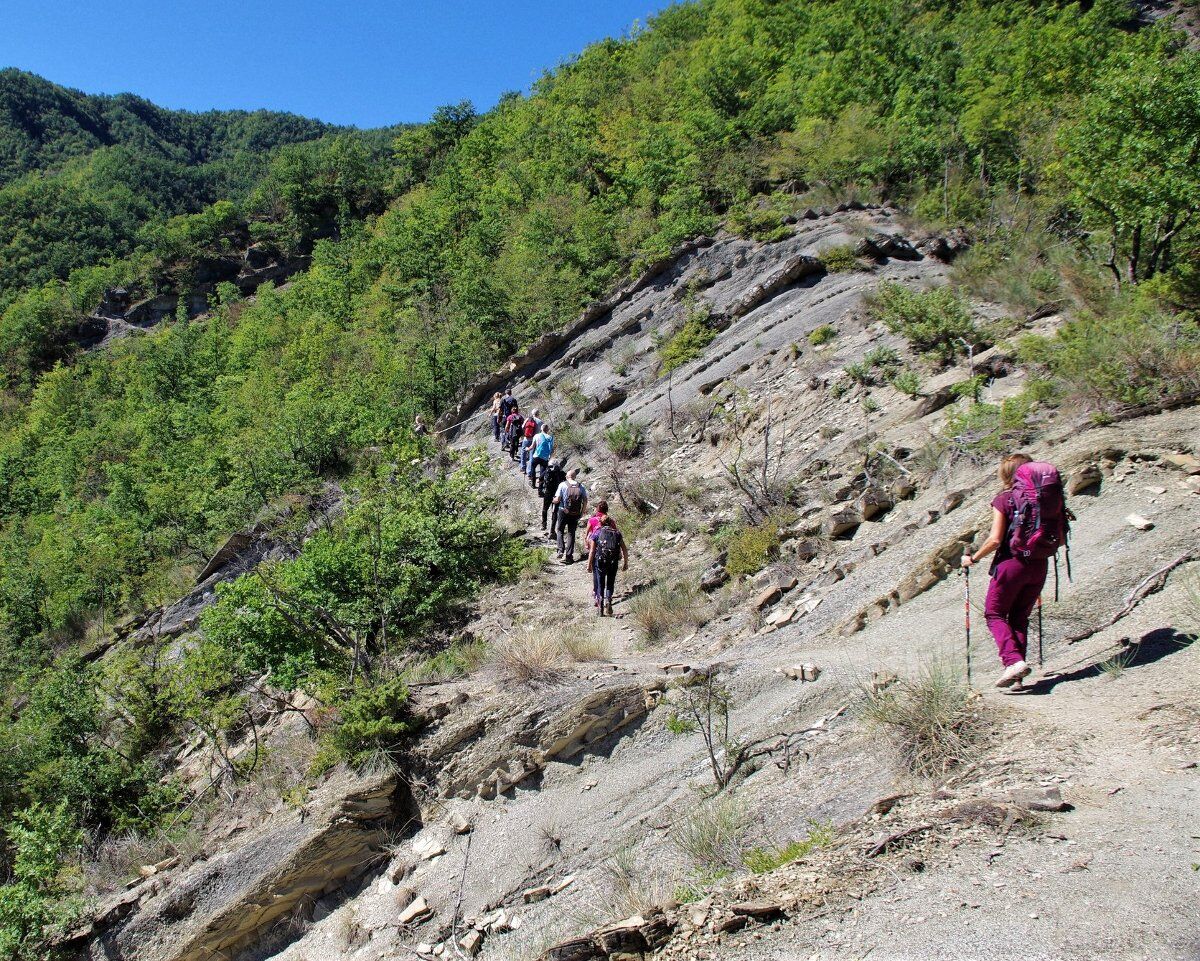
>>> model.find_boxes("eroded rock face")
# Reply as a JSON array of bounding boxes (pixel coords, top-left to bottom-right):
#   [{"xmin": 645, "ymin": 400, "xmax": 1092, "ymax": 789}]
[{"xmin": 78, "ymin": 772, "xmax": 413, "ymax": 961}]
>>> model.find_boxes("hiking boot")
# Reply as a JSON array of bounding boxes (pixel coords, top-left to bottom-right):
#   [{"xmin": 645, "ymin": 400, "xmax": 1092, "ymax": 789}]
[
  {"xmin": 995, "ymin": 660, "xmax": 1031, "ymax": 688},
  {"xmin": 604, "ymin": 597, "xmax": 613, "ymax": 616}
]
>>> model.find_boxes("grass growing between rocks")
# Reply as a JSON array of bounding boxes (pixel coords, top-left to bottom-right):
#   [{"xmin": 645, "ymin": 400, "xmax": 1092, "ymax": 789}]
[
  {"xmin": 742, "ymin": 820, "xmax": 836, "ymax": 874},
  {"xmin": 860, "ymin": 661, "xmax": 984, "ymax": 778},
  {"xmin": 628, "ymin": 581, "xmax": 706, "ymax": 646}
]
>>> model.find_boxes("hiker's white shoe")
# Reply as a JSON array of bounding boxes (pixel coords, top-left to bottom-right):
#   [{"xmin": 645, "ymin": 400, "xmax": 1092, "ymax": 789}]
[{"xmin": 995, "ymin": 660, "xmax": 1031, "ymax": 688}]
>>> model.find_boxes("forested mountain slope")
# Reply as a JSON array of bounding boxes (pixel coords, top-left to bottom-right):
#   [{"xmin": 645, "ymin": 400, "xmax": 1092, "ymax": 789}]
[{"xmin": 0, "ymin": 2, "xmax": 1197, "ymax": 959}]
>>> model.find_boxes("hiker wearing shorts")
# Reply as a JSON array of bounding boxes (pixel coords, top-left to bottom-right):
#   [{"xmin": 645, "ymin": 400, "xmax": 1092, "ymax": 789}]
[
  {"xmin": 587, "ymin": 516, "xmax": 628, "ymax": 617},
  {"xmin": 490, "ymin": 392, "xmax": 503, "ymax": 442},
  {"xmin": 553, "ymin": 468, "xmax": 587, "ymax": 563},
  {"xmin": 961, "ymin": 453, "xmax": 1060, "ymax": 689}
]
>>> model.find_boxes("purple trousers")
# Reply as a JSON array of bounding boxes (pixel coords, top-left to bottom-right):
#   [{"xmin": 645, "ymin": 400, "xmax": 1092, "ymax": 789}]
[{"xmin": 984, "ymin": 557, "xmax": 1048, "ymax": 667}]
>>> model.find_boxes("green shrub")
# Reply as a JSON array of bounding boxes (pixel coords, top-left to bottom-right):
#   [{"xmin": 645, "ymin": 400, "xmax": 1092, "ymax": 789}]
[
  {"xmin": 660, "ymin": 317, "xmax": 717, "ymax": 375},
  {"xmin": 818, "ymin": 244, "xmax": 860, "ymax": 272},
  {"xmin": 0, "ymin": 801, "xmax": 83, "ymax": 960},
  {"xmin": 940, "ymin": 392, "xmax": 1037, "ymax": 459},
  {"xmin": 861, "ymin": 396, "xmax": 880, "ymax": 414},
  {"xmin": 727, "ymin": 204, "xmax": 791, "ymax": 243},
  {"xmin": 1019, "ymin": 299, "xmax": 1200, "ymax": 409},
  {"xmin": 314, "ymin": 676, "xmax": 418, "ymax": 771},
  {"xmin": 808, "ymin": 325, "xmax": 836, "ymax": 346},
  {"xmin": 724, "ymin": 520, "xmax": 780, "ymax": 578},
  {"xmin": 844, "ymin": 361, "xmax": 873, "ymax": 385},
  {"xmin": 604, "ymin": 415, "xmax": 646, "ymax": 459},
  {"xmin": 871, "ymin": 282, "xmax": 982, "ymax": 363},
  {"xmin": 889, "ymin": 369, "xmax": 922, "ymax": 398},
  {"xmin": 864, "ymin": 345, "xmax": 901, "ymax": 370}
]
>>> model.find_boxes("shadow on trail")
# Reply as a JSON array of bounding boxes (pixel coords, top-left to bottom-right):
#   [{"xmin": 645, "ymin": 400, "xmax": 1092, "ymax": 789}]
[{"xmin": 1021, "ymin": 628, "xmax": 1196, "ymax": 695}]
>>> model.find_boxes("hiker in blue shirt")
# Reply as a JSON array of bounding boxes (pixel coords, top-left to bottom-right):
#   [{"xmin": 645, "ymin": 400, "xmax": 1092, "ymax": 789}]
[{"xmin": 552, "ymin": 468, "xmax": 588, "ymax": 563}]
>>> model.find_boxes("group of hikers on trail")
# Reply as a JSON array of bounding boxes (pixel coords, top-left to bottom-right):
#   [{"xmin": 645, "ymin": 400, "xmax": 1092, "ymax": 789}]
[
  {"xmin": 962, "ymin": 452, "xmax": 1073, "ymax": 690},
  {"xmin": 491, "ymin": 389, "xmax": 1072, "ymax": 663},
  {"xmin": 491, "ymin": 389, "xmax": 629, "ymax": 616}
]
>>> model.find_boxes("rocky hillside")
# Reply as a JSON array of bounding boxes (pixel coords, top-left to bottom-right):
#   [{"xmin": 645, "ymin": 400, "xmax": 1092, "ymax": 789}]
[{"xmin": 64, "ymin": 208, "xmax": 1199, "ymax": 961}]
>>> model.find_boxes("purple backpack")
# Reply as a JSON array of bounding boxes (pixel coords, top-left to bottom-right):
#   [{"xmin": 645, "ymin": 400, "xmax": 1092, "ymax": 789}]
[{"xmin": 1008, "ymin": 461, "xmax": 1070, "ymax": 561}]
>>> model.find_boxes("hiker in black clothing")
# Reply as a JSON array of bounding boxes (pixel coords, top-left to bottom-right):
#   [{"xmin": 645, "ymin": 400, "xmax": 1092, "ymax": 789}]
[
  {"xmin": 552, "ymin": 468, "xmax": 587, "ymax": 563},
  {"xmin": 541, "ymin": 459, "xmax": 567, "ymax": 538},
  {"xmin": 587, "ymin": 515, "xmax": 628, "ymax": 617}
]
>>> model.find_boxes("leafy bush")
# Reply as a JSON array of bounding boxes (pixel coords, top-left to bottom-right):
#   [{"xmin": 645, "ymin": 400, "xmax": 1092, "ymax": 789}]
[
  {"xmin": 660, "ymin": 317, "xmax": 717, "ymax": 375},
  {"xmin": 1019, "ymin": 300, "xmax": 1200, "ymax": 410},
  {"xmin": 808, "ymin": 324, "xmax": 836, "ymax": 346},
  {"xmin": 0, "ymin": 801, "xmax": 82, "ymax": 961},
  {"xmin": 864, "ymin": 345, "xmax": 901, "ymax": 370},
  {"xmin": 724, "ymin": 520, "xmax": 780, "ymax": 578},
  {"xmin": 818, "ymin": 244, "xmax": 861, "ymax": 272},
  {"xmin": 941, "ymin": 393, "xmax": 1037, "ymax": 459},
  {"xmin": 871, "ymin": 282, "xmax": 982, "ymax": 363},
  {"xmin": 604, "ymin": 416, "xmax": 646, "ymax": 459},
  {"xmin": 860, "ymin": 661, "xmax": 983, "ymax": 777}
]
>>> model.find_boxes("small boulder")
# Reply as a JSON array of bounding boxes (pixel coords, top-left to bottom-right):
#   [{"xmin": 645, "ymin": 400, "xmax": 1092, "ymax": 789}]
[
  {"xmin": 1126, "ymin": 514, "xmax": 1154, "ymax": 531},
  {"xmin": 1008, "ymin": 786, "xmax": 1070, "ymax": 812},
  {"xmin": 399, "ymin": 896, "xmax": 432, "ymax": 926},
  {"xmin": 753, "ymin": 584, "xmax": 783, "ymax": 610},
  {"xmin": 523, "ymin": 885, "xmax": 552, "ymax": 904},
  {"xmin": 941, "ymin": 490, "xmax": 966, "ymax": 514},
  {"xmin": 1162, "ymin": 452, "xmax": 1200, "ymax": 475},
  {"xmin": 1067, "ymin": 464, "xmax": 1103, "ymax": 495},
  {"xmin": 459, "ymin": 930, "xmax": 483, "ymax": 956},
  {"xmin": 824, "ymin": 507, "xmax": 863, "ymax": 538}
]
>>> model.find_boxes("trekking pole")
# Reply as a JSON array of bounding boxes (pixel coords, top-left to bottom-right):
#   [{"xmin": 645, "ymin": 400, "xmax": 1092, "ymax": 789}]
[
  {"xmin": 1036, "ymin": 595, "xmax": 1044, "ymax": 667},
  {"xmin": 962, "ymin": 567, "xmax": 972, "ymax": 687}
]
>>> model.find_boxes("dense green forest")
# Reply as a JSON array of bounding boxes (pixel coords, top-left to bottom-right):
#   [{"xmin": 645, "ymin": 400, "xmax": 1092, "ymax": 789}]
[{"xmin": 1, "ymin": 1, "xmax": 1198, "ymax": 955}]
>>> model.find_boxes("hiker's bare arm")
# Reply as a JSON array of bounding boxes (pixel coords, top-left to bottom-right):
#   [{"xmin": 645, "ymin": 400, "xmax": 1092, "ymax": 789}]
[
  {"xmin": 586, "ymin": 538, "xmax": 595, "ymax": 571},
  {"xmin": 621, "ymin": 541, "xmax": 628, "ymax": 570},
  {"xmin": 961, "ymin": 508, "xmax": 1006, "ymax": 568}
]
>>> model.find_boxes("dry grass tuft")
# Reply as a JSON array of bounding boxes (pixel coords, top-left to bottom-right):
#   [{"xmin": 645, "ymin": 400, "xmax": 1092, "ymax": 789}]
[
  {"xmin": 860, "ymin": 660, "xmax": 984, "ymax": 777},
  {"xmin": 561, "ymin": 630, "xmax": 613, "ymax": 662},
  {"xmin": 492, "ymin": 632, "xmax": 568, "ymax": 684},
  {"xmin": 629, "ymin": 581, "xmax": 706, "ymax": 646}
]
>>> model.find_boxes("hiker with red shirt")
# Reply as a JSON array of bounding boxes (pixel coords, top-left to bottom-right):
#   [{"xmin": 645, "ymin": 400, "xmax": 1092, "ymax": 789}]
[
  {"xmin": 587, "ymin": 515, "xmax": 628, "ymax": 617},
  {"xmin": 586, "ymin": 500, "xmax": 612, "ymax": 608},
  {"xmin": 961, "ymin": 453, "xmax": 1070, "ymax": 689}
]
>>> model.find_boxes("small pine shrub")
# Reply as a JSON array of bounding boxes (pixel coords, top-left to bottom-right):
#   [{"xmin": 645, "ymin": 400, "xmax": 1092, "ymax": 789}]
[
  {"xmin": 844, "ymin": 361, "xmax": 873, "ymax": 385},
  {"xmin": 808, "ymin": 324, "xmax": 836, "ymax": 346},
  {"xmin": 889, "ymin": 369, "xmax": 922, "ymax": 398},
  {"xmin": 604, "ymin": 415, "xmax": 646, "ymax": 459},
  {"xmin": 871, "ymin": 281, "xmax": 982, "ymax": 363},
  {"xmin": 861, "ymin": 396, "xmax": 880, "ymax": 414},
  {"xmin": 864, "ymin": 345, "xmax": 901, "ymax": 370},
  {"xmin": 660, "ymin": 317, "xmax": 717, "ymax": 375},
  {"xmin": 819, "ymin": 244, "xmax": 860, "ymax": 272}
]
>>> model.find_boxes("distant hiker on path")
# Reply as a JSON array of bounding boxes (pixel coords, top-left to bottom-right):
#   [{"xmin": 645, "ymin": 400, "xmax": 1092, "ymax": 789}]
[
  {"xmin": 553, "ymin": 468, "xmax": 588, "ymax": 563},
  {"xmin": 961, "ymin": 453, "xmax": 1070, "ymax": 689},
  {"xmin": 587, "ymin": 515, "xmax": 628, "ymax": 617},
  {"xmin": 504, "ymin": 405, "xmax": 522, "ymax": 461},
  {"xmin": 490, "ymin": 391, "xmax": 504, "ymax": 442},
  {"xmin": 528, "ymin": 423, "xmax": 554, "ymax": 490},
  {"xmin": 413, "ymin": 414, "xmax": 429, "ymax": 436},
  {"xmin": 541, "ymin": 459, "xmax": 567, "ymax": 540}
]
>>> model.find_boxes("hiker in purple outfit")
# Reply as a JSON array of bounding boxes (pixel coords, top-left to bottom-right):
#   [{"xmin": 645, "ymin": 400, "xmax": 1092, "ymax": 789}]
[{"xmin": 961, "ymin": 453, "xmax": 1065, "ymax": 689}]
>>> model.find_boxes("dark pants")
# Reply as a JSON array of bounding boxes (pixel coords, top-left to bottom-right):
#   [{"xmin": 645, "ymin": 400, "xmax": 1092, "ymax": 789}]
[
  {"xmin": 492, "ymin": 415, "xmax": 501, "ymax": 441},
  {"xmin": 558, "ymin": 515, "xmax": 580, "ymax": 560},
  {"xmin": 984, "ymin": 557, "xmax": 1048, "ymax": 667},
  {"xmin": 530, "ymin": 456, "xmax": 548, "ymax": 488},
  {"xmin": 597, "ymin": 561, "xmax": 619, "ymax": 600},
  {"xmin": 542, "ymin": 499, "xmax": 558, "ymax": 534},
  {"xmin": 507, "ymin": 433, "xmax": 520, "ymax": 460}
]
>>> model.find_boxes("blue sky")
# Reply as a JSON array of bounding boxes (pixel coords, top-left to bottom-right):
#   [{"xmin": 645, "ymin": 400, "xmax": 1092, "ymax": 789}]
[{"xmin": 0, "ymin": 0, "xmax": 679, "ymax": 127}]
